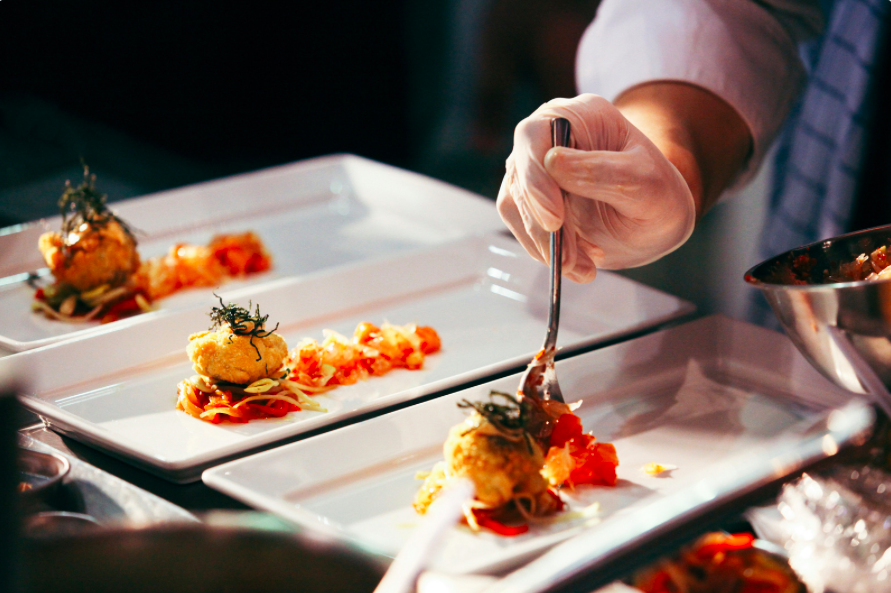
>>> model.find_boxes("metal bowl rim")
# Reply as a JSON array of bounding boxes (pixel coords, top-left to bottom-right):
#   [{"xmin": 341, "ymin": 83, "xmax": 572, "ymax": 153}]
[
  {"xmin": 18, "ymin": 448, "xmax": 71, "ymax": 498},
  {"xmin": 745, "ymin": 224, "xmax": 891, "ymax": 291}
]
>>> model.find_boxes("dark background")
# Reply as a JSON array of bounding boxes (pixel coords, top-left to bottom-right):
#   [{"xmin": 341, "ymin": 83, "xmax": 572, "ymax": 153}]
[
  {"xmin": 0, "ymin": 0, "xmax": 417, "ymax": 225},
  {"xmin": 2, "ymin": 1, "xmax": 413, "ymax": 170},
  {"xmin": 0, "ymin": 0, "xmax": 779, "ymax": 322},
  {"xmin": 0, "ymin": 0, "xmax": 598, "ymax": 226},
  {"xmin": 0, "ymin": 0, "xmax": 764, "ymax": 319}
]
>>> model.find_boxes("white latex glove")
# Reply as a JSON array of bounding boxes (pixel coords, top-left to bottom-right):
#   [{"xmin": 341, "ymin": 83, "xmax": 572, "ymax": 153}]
[{"xmin": 497, "ymin": 94, "xmax": 696, "ymax": 282}]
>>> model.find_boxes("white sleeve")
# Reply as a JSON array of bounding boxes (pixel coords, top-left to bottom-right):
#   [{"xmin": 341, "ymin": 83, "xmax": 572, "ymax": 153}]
[{"xmin": 575, "ymin": 0, "xmax": 824, "ymax": 184}]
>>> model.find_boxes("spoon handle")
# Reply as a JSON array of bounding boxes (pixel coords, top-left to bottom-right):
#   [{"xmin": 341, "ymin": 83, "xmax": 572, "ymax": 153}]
[{"xmin": 543, "ymin": 118, "xmax": 571, "ymax": 352}]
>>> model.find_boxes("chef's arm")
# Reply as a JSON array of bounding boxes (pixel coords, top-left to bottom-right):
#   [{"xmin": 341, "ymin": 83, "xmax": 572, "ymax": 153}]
[
  {"xmin": 614, "ymin": 81, "xmax": 752, "ymax": 219},
  {"xmin": 496, "ymin": 0, "xmax": 825, "ymax": 279},
  {"xmin": 576, "ymin": 0, "xmax": 825, "ymax": 211}
]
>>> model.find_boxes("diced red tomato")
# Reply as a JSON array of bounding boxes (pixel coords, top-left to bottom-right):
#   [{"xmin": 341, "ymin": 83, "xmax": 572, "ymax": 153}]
[
  {"xmin": 354, "ymin": 322, "xmax": 379, "ymax": 343},
  {"xmin": 544, "ymin": 413, "xmax": 618, "ymax": 487},
  {"xmin": 289, "ymin": 322, "xmax": 439, "ymax": 390},
  {"xmin": 416, "ymin": 326, "xmax": 441, "ymax": 354},
  {"xmin": 568, "ymin": 441, "xmax": 618, "ymax": 486},
  {"xmin": 549, "ymin": 413, "xmax": 583, "ymax": 448},
  {"xmin": 209, "ymin": 232, "xmax": 271, "ymax": 276}
]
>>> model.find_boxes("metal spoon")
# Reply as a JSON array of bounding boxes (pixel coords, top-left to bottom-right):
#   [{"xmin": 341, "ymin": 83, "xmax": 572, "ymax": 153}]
[{"xmin": 517, "ymin": 117, "xmax": 570, "ymax": 404}]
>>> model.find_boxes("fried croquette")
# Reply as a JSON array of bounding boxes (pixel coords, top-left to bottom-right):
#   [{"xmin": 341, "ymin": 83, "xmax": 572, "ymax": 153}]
[
  {"xmin": 445, "ymin": 414, "xmax": 549, "ymax": 508},
  {"xmin": 38, "ymin": 220, "xmax": 140, "ymax": 293},
  {"xmin": 187, "ymin": 324, "xmax": 288, "ymax": 385},
  {"xmin": 414, "ymin": 413, "xmax": 554, "ymax": 515}
]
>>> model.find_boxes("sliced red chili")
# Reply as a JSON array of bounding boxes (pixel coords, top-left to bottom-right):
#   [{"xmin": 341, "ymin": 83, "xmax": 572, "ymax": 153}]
[
  {"xmin": 101, "ymin": 296, "xmax": 142, "ymax": 323},
  {"xmin": 695, "ymin": 533, "xmax": 755, "ymax": 558},
  {"xmin": 247, "ymin": 403, "xmax": 289, "ymax": 418},
  {"xmin": 472, "ymin": 511, "xmax": 529, "ymax": 536}
]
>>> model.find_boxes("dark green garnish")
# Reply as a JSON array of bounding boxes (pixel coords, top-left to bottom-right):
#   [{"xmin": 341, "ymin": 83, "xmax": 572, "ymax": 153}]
[
  {"xmin": 58, "ymin": 165, "xmax": 135, "ymax": 249},
  {"xmin": 459, "ymin": 391, "xmax": 534, "ymax": 453},
  {"xmin": 459, "ymin": 391, "xmax": 530, "ymax": 431},
  {"xmin": 209, "ymin": 295, "xmax": 280, "ymax": 361}
]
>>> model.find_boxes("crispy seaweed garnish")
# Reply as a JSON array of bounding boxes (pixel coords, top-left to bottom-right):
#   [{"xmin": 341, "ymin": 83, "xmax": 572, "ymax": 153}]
[
  {"xmin": 459, "ymin": 391, "xmax": 535, "ymax": 453},
  {"xmin": 209, "ymin": 294, "xmax": 280, "ymax": 361},
  {"xmin": 459, "ymin": 391, "xmax": 530, "ymax": 431},
  {"xmin": 58, "ymin": 166, "xmax": 136, "ymax": 249}
]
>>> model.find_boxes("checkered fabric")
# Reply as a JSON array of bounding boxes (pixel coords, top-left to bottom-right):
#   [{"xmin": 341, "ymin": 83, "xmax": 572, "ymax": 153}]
[{"xmin": 751, "ymin": 0, "xmax": 889, "ymax": 326}]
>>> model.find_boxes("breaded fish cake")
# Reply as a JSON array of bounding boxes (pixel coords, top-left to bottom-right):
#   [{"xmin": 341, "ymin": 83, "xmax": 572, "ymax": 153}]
[
  {"xmin": 188, "ymin": 325, "xmax": 288, "ymax": 385},
  {"xmin": 414, "ymin": 413, "xmax": 558, "ymax": 516},
  {"xmin": 445, "ymin": 414, "xmax": 548, "ymax": 509},
  {"xmin": 38, "ymin": 219, "xmax": 140, "ymax": 292}
]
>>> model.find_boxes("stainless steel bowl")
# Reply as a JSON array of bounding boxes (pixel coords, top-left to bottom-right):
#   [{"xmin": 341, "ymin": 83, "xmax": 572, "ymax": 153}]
[
  {"xmin": 23, "ymin": 511, "xmax": 101, "ymax": 538},
  {"xmin": 745, "ymin": 225, "xmax": 891, "ymax": 407},
  {"xmin": 18, "ymin": 448, "xmax": 70, "ymax": 508}
]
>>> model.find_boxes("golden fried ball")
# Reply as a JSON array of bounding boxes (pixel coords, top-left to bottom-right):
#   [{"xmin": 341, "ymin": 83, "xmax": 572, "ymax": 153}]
[
  {"xmin": 187, "ymin": 325, "xmax": 288, "ymax": 385},
  {"xmin": 38, "ymin": 220, "xmax": 140, "ymax": 292},
  {"xmin": 443, "ymin": 414, "xmax": 549, "ymax": 509}
]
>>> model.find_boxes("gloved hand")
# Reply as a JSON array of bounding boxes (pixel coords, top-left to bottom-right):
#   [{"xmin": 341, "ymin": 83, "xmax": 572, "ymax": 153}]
[{"xmin": 497, "ymin": 94, "xmax": 696, "ymax": 282}]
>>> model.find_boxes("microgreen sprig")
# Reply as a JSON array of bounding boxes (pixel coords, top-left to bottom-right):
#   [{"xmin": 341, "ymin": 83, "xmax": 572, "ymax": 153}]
[
  {"xmin": 209, "ymin": 295, "xmax": 280, "ymax": 361},
  {"xmin": 459, "ymin": 391, "xmax": 535, "ymax": 452},
  {"xmin": 58, "ymin": 165, "xmax": 135, "ymax": 247}
]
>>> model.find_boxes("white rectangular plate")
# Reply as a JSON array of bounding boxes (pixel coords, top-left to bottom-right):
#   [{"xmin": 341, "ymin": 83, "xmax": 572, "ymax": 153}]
[
  {"xmin": 0, "ymin": 154, "xmax": 504, "ymax": 351},
  {"xmin": 202, "ymin": 315, "xmax": 860, "ymax": 575},
  {"xmin": 7, "ymin": 233, "xmax": 692, "ymax": 483}
]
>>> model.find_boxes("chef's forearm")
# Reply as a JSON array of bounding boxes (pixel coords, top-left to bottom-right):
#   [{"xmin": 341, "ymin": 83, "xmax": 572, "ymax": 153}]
[
  {"xmin": 576, "ymin": 0, "xmax": 823, "ymax": 214},
  {"xmin": 615, "ymin": 81, "xmax": 752, "ymax": 220}
]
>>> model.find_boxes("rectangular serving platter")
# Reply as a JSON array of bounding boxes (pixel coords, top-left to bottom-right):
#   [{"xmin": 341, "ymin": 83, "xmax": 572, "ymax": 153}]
[
  {"xmin": 6, "ymin": 232, "xmax": 692, "ymax": 483},
  {"xmin": 202, "ymin": 315, "xmax": 865, "ymax": 575},
  {"xmin": 0, "ymin": 154, "xmax": 505, "ymax": 351}
]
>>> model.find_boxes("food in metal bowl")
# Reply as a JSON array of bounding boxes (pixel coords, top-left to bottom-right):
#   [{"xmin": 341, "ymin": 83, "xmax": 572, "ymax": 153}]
[{"xmin": 745, "ymin": 225, "xmax": 891, "ymax": 402}]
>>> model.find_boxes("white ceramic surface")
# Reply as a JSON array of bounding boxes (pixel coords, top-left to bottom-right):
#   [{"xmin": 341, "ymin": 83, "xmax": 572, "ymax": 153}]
[
  {"xmin": 0, "ymin": 154, "xmax": 504, "ymax": 351},
  {"xmin": 203, "ymin": 315, "xmax": 858, "ymax": 575},
  {"xmin": 7, "ymin": 233, "xmax": 692, "ymax": 483}
]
